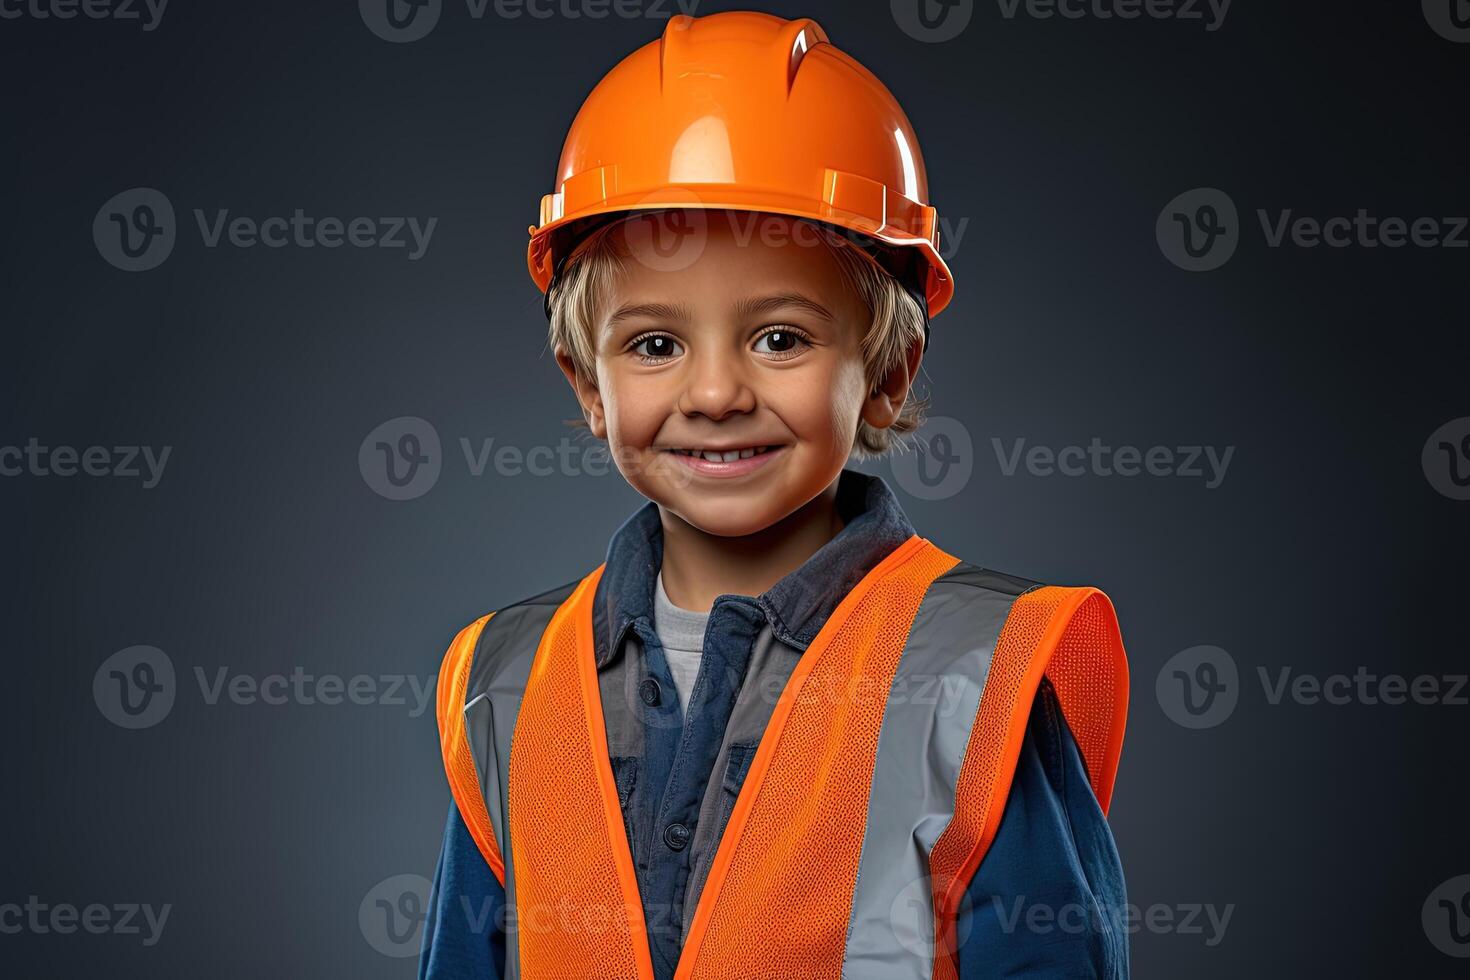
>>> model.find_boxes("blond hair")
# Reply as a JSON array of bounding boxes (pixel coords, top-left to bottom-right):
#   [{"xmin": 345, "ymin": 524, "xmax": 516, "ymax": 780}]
[{"xmin": 546, "ymin": 211, "xmax": 929, "ymax": 460}]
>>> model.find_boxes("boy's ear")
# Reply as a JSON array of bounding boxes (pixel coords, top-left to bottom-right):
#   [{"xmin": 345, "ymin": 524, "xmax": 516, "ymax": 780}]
[
  {"xmin": 555, "ymin": 346, "xmax": 608, "ymax": 439},
  {"xmin": 861, "ymin": 336, "xmax": 924, "ymax": 430}
]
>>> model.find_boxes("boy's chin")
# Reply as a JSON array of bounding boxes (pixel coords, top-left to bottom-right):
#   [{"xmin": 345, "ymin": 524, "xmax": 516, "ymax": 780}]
[{"xmin": 661, "ymin": 499, "xmax": 792, "ymax": 539}]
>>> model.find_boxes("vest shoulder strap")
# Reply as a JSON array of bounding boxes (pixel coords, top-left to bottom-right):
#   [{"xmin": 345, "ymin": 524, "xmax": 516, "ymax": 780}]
[
  {"xmin": 928, "ymin": 584, "xmax": 1128, "ymax": 977},
  {"xmin": 436, "ymin": 613, "xmax": 504, "ymax": 884}
]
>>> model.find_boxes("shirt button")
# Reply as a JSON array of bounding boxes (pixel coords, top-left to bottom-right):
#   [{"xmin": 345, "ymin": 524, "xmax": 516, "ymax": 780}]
[
  {"xmin": 663, "ymin": 822, "xmax": 691, "ymax": 851},
  {"xmin": 639, "ymin": 677, "xmax": 662, "ymax": 707}
]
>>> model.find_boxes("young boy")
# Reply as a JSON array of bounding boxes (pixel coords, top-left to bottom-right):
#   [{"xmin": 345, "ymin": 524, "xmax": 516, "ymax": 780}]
[{"xmin": 421, "ymin": 11, "xmax": 1129, "ymax": 979}]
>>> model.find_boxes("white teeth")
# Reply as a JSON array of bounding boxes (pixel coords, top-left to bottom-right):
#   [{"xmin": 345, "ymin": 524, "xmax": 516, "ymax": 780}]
[{"xmin": 673, "ymin": 446, "xmax": 772, "ymax": 460}]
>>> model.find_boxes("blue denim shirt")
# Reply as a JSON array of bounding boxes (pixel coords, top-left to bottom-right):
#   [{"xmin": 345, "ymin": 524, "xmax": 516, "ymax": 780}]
[{"xmin": 420, "ymin": 470, "xmax": 1128, "ymax": 979}]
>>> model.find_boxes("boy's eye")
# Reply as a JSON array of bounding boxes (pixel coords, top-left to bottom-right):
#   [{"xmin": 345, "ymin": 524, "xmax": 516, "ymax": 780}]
[
  {"xmin": 753, "ymin": 328, "xmax": 809, "ymax": 356},
  {"xmin": 631, "ymin": 334, "xmax": 683, "ymax": 360}
]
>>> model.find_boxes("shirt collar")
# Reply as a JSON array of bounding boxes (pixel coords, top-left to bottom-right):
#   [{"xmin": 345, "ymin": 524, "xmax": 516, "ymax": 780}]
[{"xmin": 592, "ymin": 467, "xmax": 918, "ymax": 667}]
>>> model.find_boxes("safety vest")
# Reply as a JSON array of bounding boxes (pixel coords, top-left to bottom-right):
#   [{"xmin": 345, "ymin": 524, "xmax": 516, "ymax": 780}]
[{"xmin": 436, "ymin": 534, "xmax": 1128, "ymax": 980}]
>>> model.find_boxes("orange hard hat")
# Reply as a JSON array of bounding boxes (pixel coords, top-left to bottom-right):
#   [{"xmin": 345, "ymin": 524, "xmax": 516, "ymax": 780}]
[{"xmin": 527, "ymin": 10, "xmax": 954, "ymax": 333}]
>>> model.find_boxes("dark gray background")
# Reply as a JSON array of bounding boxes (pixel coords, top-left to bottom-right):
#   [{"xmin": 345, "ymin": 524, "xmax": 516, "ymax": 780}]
[{"xmin": 3, "ymin": 1, "xmax": 1467, "ymax": 977}]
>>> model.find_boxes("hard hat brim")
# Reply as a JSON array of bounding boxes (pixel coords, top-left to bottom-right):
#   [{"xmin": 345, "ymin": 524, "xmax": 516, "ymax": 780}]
[{"xmin": 527, "ymin": 186, "xmax": 954, "ymax": 320}]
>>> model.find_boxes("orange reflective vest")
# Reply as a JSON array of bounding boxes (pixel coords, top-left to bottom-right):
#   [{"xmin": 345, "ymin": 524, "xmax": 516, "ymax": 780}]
[{"xmin": 437, "ymin": 534, "xmax": 1127, "ymax": 979}]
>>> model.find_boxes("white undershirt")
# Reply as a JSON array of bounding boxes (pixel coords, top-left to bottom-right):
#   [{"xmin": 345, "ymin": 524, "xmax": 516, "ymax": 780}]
[{"xmin": 653, "ymin": 569, "xmax": 711, "ymax": 716}]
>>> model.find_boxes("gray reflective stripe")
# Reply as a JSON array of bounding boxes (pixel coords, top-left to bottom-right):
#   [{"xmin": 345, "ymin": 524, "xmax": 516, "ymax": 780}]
[
  {"xmin": 462, "ymin": 581, "xmax": 576, "ymax": 980},
  {"xmin": 841, "ymin": 563, "xmax": 1032, "ymax": 979}
]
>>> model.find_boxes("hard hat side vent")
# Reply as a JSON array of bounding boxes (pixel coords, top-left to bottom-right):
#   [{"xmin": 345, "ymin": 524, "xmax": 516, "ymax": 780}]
[
  {"xmin": 657, "ymin": 14, "xmax": 697, "ymax": 95},
  {"xmin": 781, "ymin": 18, "xmax": 831, "ymax": 96}
]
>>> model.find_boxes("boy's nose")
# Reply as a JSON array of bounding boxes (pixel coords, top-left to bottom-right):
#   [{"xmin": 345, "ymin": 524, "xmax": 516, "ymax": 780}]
[{"xmin": 676, "ymin": 353, "xmax": 757, "ymax": 421}]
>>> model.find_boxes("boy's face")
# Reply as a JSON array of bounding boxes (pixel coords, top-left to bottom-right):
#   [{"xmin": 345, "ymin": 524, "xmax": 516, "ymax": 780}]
[{"xmin": 557, "ymin": 210, "xmax": 921, "ymax": 538}]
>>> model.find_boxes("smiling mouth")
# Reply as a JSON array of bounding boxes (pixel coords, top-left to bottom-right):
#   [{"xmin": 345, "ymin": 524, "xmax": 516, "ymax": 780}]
[{"xmin": 664, "ymin": 446, "xmax": 779, "ymax": 462}]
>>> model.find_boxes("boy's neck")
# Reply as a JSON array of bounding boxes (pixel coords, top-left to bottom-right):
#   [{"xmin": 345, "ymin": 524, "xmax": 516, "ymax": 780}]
[{"xmin": 656, "ymin": 478, "xmax": 846, "ymax": 614}]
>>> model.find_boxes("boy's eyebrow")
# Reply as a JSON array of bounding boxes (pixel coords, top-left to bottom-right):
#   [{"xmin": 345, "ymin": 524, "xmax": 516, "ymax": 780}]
[
  {"xmin": 606, "ymin": 292, "xmax": 835, "ymax": 332},
  {"xmin": 735, "ymin": 292, "xmax": 835, "ymax": 322},
  {"xmin": 606, "ymin": 301, "xmax": 693, "ymax": 329}
]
